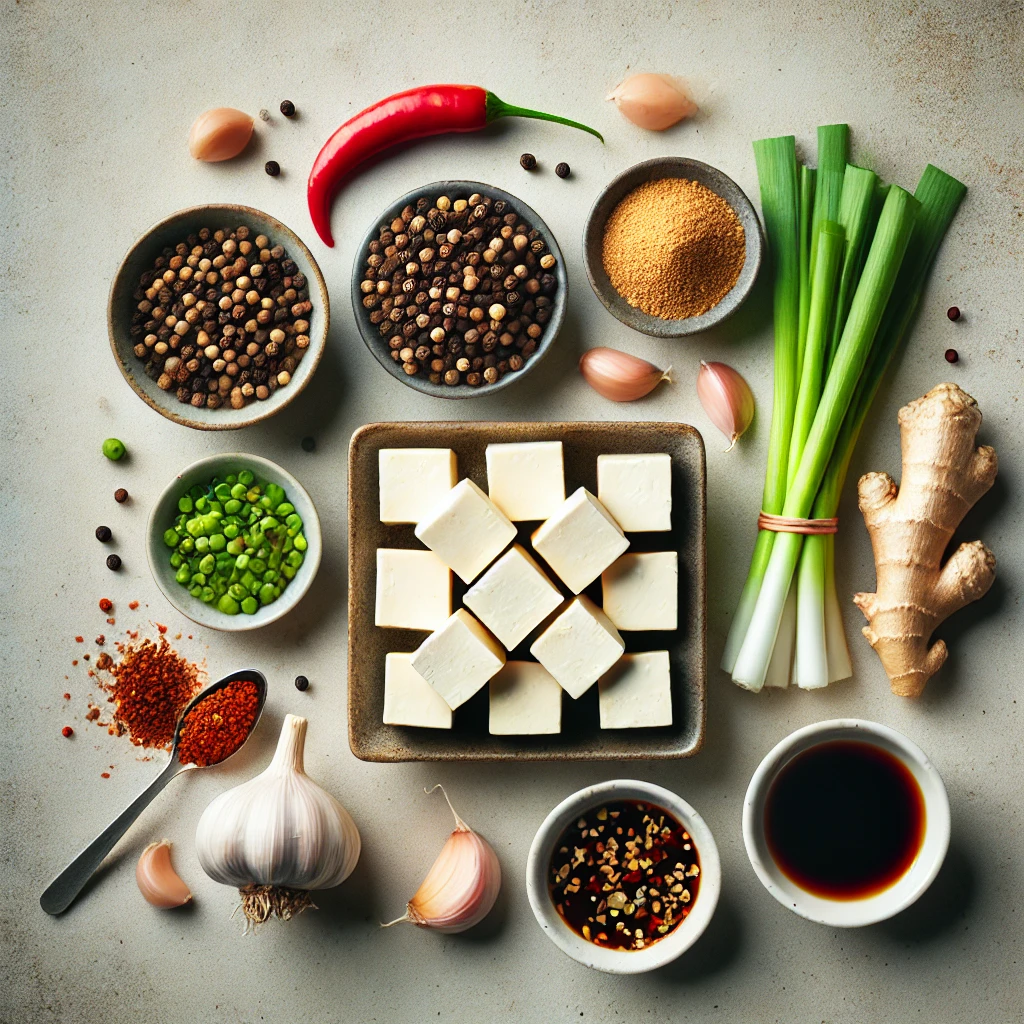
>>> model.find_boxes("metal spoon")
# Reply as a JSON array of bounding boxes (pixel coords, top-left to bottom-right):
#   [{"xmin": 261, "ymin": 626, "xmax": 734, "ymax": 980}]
[{"xmin": 40, "ymin": 669, "xmax": 267, "ymax": 916}]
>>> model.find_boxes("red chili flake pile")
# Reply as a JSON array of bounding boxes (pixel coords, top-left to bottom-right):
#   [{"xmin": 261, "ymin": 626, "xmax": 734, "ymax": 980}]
[
  {"xmin": 176, "ymin": 679, "xmax": 260, "ymax": 767},
  {"xmin": 549, "ymin": 800, "xmax": 701, "ymax": 952},
  {"xmin": 99, "ymin": 598, "xmax": 113, "ymax": 613},
  {"xmin": 97, "ymin": 637, "xmax": 205, "ymax": 750}
]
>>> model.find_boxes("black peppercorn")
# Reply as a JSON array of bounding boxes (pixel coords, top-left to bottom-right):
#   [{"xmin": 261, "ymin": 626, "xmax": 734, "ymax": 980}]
[
  {"xmin": 114, "ymin": 488, "xmax": 129, "ymax": 504},
  {"xmin": 555, "ymin": 162, "xmax": 570, "ymax": 178},
  {"xmin": 294, "ymin": 675, "xmax": 309, "ymax": 691},
  {"xmin": 279, "ymin": 99, "xmax": 296, "ymax": 117},
  {"xmin": 265, "ymin": 160, "xmax": 281, "ymax": 176},
  {"xmin": 95, "ymin": 526, "xmax": 112, "ymax": 542},
  {"xmin": 301, "ymin": 436, "xmax": 316, "ymax": 452},
  {"xmin": 106, "ymin": 554, "xmax": 122, "ymax": 571},
  {"xmin": 520, "ymin": 153, "xmax": 537, "ymax": 171}
]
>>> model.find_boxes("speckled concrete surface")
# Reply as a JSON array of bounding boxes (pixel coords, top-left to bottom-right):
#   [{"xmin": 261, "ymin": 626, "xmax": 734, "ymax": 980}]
[{"xmin": 2, "ymin": 2, "xmax": 1021, "ymax": 1021}]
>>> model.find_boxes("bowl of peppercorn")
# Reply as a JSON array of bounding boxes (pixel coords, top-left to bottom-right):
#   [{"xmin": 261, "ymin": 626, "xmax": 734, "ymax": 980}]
[
  {"xmin": 109, "ymin": 204, "xmax": 329, "ymax": 429},
  {"xmin": 351, "ymin": 181, "xmax": 567, "ymax": 397}
]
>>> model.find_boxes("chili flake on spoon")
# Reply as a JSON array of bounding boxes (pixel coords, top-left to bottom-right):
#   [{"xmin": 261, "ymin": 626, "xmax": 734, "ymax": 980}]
[{"xmin": 548, "ymin": 799, "xmax": 700, "ymax": 951}]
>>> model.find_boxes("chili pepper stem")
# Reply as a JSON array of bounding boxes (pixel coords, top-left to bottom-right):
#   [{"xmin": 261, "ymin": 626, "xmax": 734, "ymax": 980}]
[{"xmin": 485, "ymin": 92, "xmax": 604, "ymax": 142}]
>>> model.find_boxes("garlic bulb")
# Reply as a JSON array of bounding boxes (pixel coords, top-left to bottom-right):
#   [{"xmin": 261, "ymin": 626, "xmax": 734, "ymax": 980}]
[
  {"xmin": 136, "ymin": 840, "xmax": 192, "ymax": 909},
  {"xmin": 607, "ymin": 74, "xmax": 698, "ymax": 131},
  {"xmin": 580, "ymin": 347, "xmax": 671, "ymax": 402},
  {"xmin": 195, "ymin": 714, "xmax": 360, "ymax": 927},
  {"xmin": 384, "ymin": 786, "xmax": 500, "ymax": 934},
  {"xmin": 188, "ymin": 107, "xmax": 254, "ymax": 162},
  {"xmin": 696, "ymin": 360, "xmax": 755, "ymax": 450}
]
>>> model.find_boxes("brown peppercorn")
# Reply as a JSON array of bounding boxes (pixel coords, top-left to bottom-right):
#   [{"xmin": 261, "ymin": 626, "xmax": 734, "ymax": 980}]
[
  {"xmin": 279, "ymin": 99, "xmax": 296, "ymax": 117},
  {"xmin": 444, "ymin": 369, "xmax": 460, "ymax": 386},
  {"xmin": 114, "ymin": 488, "xmax": 129, "ymax": 504},
  {"xmin": 555, "ymin": 162, "xmax": 570, "ymax": 178},
  {"xmin": 519, "ymin": 153, "xmax": 537, "ymax": 171}
]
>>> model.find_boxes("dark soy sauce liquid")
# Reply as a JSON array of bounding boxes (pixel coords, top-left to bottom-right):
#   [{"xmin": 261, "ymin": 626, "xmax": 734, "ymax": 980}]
[{"xmin": 764, "ymin": 740, "xmax": 926, "ymax": 900}]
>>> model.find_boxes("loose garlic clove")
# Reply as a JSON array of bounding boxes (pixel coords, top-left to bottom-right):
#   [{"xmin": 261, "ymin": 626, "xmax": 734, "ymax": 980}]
[
  {"xmin": 188, "ymin": 108, "xmax": 254, "ymax": 162},
  {"xmin": 579, "ymin": 347, "xmax": 671, "ymax": 402},
  {"xmin": 383, "ymin": 786, "xmax": 501, "ymax": 934},
  {"xmin": 136, "ymin": 840, "xmax": 192, "ymax": 909},
  {"xmin": 607, "ymin": 74, "xmax": 698, "ymax": 131},
  {"xmin": 697, "ymin": 360, "xmax": 755, "ymax": 451}
]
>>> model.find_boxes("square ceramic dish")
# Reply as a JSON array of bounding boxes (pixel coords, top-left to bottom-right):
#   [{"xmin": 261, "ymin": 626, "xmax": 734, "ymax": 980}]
[{"xmin": 348, "ymin": 422, "xmax": 706, "ymax": 762}]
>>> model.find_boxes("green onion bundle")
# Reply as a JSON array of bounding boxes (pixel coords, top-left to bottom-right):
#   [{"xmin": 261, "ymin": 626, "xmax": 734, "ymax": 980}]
[{"xmin": 722, "ymin": 125, "xmax": 966, "ymax": 692}]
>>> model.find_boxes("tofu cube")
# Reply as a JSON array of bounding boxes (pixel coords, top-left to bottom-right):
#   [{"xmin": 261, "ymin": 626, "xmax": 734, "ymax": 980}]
[
  {"xmin": 411, "ymin": 609, "xmax": 506, "ymax": 710},
  {"xmin": 379, "ymin": 448, "xmax": 457, "ymax": 524},
  {"xmin": 601, "ymin": 552, "xmax": 678, "ymax": 631},
  {"xmin": 485, "ymin": 441, "xmax": 565, "ymax": 521},
  {"xmin": 488, "ymin": 661, "xmax": 563, "ymax": 735},
  {"xmin": 463, "ymin": 544, "xmax": 564, "ymax": 650},
  {"xmin": 414, "ymin": 478, "xmax": 517, "ymax": 583},
  {"xmin": 531, "ymin": 487, "xmax": 629, "ymax": 595},
  {"xmin": 598, "ymin": 651, "xmax": 673, "ymax": 729},
  {"xmin": 383, "ymin": 653, "xmax": 453, "ymax": 729},
  {"xmin": 375, "ymin": 548, "xmax": 452, "ymax": 631},
  {"xmin": 597, "ymin": 453, "xmax": 672, "ymax": 532},
  {"xmin": 529, "ymin": 596, "xmax": 625, "ymax": 699}
]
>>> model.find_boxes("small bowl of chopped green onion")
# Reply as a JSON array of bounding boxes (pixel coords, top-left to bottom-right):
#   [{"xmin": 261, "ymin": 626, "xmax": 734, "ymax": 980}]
[{"xmin": 147, "ymin": 454, "xmax": 321, "ymax": 631}]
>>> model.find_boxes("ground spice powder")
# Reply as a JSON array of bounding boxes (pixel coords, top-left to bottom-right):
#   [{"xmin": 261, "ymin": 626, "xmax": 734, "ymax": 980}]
[
  {"xmin": 176, "ymin": 678, "xmax": 259, "ymax": 767},
  {"xmin": 601, "ymin": 177, "xmax": 745, "ymax": 320}
]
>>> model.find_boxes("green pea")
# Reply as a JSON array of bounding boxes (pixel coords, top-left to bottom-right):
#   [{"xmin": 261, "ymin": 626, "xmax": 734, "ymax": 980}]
[
  {"xmin": 224, "ymin": 499, "xmax": 242, "ymax": 515},
  {"xmin": 102, "ymin": 438, "xmax": 126, "ymax": 461},
  {"xmin": 163, "ymin": 528, "xmax": 179, "ymax": 548},
  {"xmin": 283, "ymin": 537, "xmax": 294, "ymax": 554},
  {"xmin": 217, "ymin": 594, "xmax": 240, "ymax": 615},
  {"xmin": 268, "ymin": 551, "xmax": 282, "ymax": 570},
  {"xmin": 226, "ymin": 538, "xmax": 246, "ymax": 556},
  {"xmin": 258, "ymin": 584, "xmax": 276, "ymax": 605},
  {"xmin": 234, "ymin": 554, "xmax": 250, "ymax": 571},
  {"xmin": 241, "ymin": 596, "xmax": 259, "ymax": 615},
  {"xmin": 175, "ymin": 565, "xmax": 191, "ymax": 584},
  {"xmin": 185, "ymin": 519, "xmax": 204, "ymax": 539},
  {"xmin": 282, "ymin": 564, "xmax": 297, "ymax": 580},
  {"xmin": 249, "ymin": 557, "xmax": 266, "ymax": 574},
  {"xmin": 223, "ymin": 523, "xmax": 239, "ymax": 539},
  {"xmin": 246, "ymin": 488, "xmax": 261, "ymax": 503},
  {"xmin": 208, "ymin": 501, "xmax": 224, "ymax": 515},
  {"xmin": 189, "ymin": 584, "xmax": 203, "ymax": 598},
  {"xmin": 201, "ymin": 587, "xmax": 216, "ymax": 604},
  {"xmin": 287, "ymin": 550, "xmax": 304, "ymax": 568},
  {"xmin": 195, "ymin": 496, "xmax": 208, "ymax": 513},
  {"xmin": 198, "ymin": 553, "xmax": 215, "ymax": 573},
  {"xmin": 257, "ymin": 544, "xmax": 271, "ymax": 559},
  {"xmin": 209, "ymin": 534, "xmax": 226, "ymax": 552},
  {"xmin": 170, "ymin": 552, "xmax": 183, "ymax": 569},
  {"xmin": 227, "ymin": 583, "xmax": 246, "ymax": 601},
  {"xmin": 263, "ymin": 569, "xmax": 280, "ymax": 584},
  {"xmin": 191, "ymin": 572, "xmax": 207, "ymax": 586},
  {"xmin": 274, "ymin": 502, "xmax": 295, "ymax": 517},
  {"xmin": 286, "ymin": 513, "xmax": 303, "ymax": 530},
  {"xmin": 225, "ymin": 473, "xmax": 238, "ymax": 485},
  {"xmin": 214, "ymin": 482, "xmax": 232, "ymax": 501},
  {"xmin": 248, "ymin": 577, "xmax": 262, "ymax": 595},
  {"xmin": 214, "ymin": 577, "xmax": 228, "ymax": 596},
  {"xmin": 195, "ymin": 536, "xmax": 210, "ymax": 554},
  {"xmin": 239, "ymin": 568, "xmax": 256, "ymax": 588},
  {"xmin": 178, "ymin": 536, "xmax": 195, "ymax": 554},
  {"xmin": 177, "ymin": 496, "xmax": 193, "ymax": 513},
  {"xmin": 294, "ymin": 533, "xmax": 308, "ymax": 552},
  {"xmin": 229, "ymin": 483, "xmax": 246, "ymax": 500},
  {"xmin": 260, "ymin": 516, "xmax": 280, "ymax": 531},
  {"xmin": 238, "ymin": 470, "xmax": 255, "ymax": 486}
]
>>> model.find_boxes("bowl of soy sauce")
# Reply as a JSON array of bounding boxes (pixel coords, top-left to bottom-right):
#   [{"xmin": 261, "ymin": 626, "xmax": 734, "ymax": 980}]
[{"xmin": 742, "ymin": 720, "xmax": 950, "ymax": 927}]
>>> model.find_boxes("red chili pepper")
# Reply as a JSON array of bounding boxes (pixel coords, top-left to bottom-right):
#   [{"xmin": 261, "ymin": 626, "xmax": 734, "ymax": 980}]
[{"xmin": 307, "ymin": 84, "xmax": 603, "ymax": 247}]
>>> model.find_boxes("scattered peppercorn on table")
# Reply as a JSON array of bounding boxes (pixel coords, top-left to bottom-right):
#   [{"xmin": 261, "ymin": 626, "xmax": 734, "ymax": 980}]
[{"xmin": 5, "ymin": 3, "xmax": 1021, "ymax": 1023}]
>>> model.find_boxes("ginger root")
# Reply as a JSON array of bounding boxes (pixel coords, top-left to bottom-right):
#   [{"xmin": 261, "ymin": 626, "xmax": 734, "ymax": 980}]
[{"xmin": 854, "ymin": 383, "xmax": 997, "ymax": 697}]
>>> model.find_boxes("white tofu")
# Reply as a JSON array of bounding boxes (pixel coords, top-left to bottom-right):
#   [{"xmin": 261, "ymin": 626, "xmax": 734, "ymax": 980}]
[
  {"xmin": 598, "ymin": 651, "xmax": 673, "ymax": 729},
  {"xmin": 485, "ymin": 441, "xmax": 565, "ymax": 521},
  {"xmin": 597, "ymin": 453, "xmax": 672, "ymax": 532},
  {"xmin": 414, "ymin": 478, "xmax": 517, "ymax": 583},
  {"xmin": 529, "ymin": 596, "xmax": 625, "ymax": 699},
  {"xmin": 411, "ymin": 609, "xmax": 506, "ymax": 710},
  {"xmin": 378, "ymin": 448, "xmax": 458, "ymax": 524},
  {"xmin": 601, "ymin": 552, "xmax": 678, "ymax": 631},
  {"xmin": 383, "ymin": 653, "xmax": 453, "ymax": 729},
  {"xmin": 488, "ymin": 661, "xmax": 562, "ymax": 735},
  {"xmin": 463, "ymin": 544, "xmax": 564, "ymax": 650},
  {"xmin": 531, "ymin": 487, "xmax": 629, "ymax": 595},
  {"xmin": 375, "ymin": 548, "xmax": 452, "ymax": 631}
]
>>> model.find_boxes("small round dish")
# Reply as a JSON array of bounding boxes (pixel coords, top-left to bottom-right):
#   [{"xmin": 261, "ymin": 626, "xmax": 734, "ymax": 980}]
[
  {"xmin": 526, "ymin": 779, "xmax": 721, "ymax": 974},
  {"xmin": 109, "ymin": 204, "xmax": 329, "ymax": 430},
  {"xmin": 146, "ymin": 453, "xmax": 322, "ymax": 632},
  {"xmin": 743, "ymin": 719, "xmax": 950, "ymax": 928},
  {"xmin": 583, "ymin": 157, "xmax": 763, "ymax": 337},
  {"xmin": 351, "ymin": 180, "xmax": 567, "ymax": 399}
]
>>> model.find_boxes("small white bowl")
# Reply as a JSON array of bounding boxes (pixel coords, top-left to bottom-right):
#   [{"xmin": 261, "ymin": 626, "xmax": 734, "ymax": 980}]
[
  {"xmin": 147, "ymin": 453, "xmax": 322, "ymax": 632},
  {"xmin": 742, "ymin": 719, "xmax": 950, "ymax": 928},
  {"xmin": 526, "ymin": 779, "xmax": 721, "ymax": 974}
]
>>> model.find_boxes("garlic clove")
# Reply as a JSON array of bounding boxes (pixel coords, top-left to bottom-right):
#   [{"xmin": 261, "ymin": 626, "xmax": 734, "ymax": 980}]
[
  {"xmin": 136, "ymin": 839, "xmax": 192, "ymax": 909},
  {"xmin": 607, "ymin": 74, "xmax": 698, "ymax": 131},
  {"xmin": 696, "ymin": 360, "xmax": 755, "ymax": 451},
  {"xmin": 188, "ymin": 108, "xmax": 254, "ymax": 162},
  {"xmin": 384, "ymin": 786, "xmax": 501, "ymax": 934},
  {"xmin": 579, "ymin": 347, "xmax": 671, "ymax": 402}
]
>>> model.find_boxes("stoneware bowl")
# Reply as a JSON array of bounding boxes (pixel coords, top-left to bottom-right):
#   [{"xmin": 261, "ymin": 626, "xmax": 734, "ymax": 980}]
[
  {"xmin": 351, "ymin": 180, "xmax": 567, "ymax": 399},
  {"xmin": 109, "ymin": 204, "xmax": 329, "ymax": 430},
  {"xmin": 527, "ymin": 779, "xmax": 721, "ymax": 973},
  {"xmin": 743, "ymin": 719, "xmax": 950, "ymax": 927},
  {"xmin": 583, "ymin": 157, "xmax": 763, "ymax": 337},
  {"xmin": 146, "ymin": 453, "xmax": 322, "ymax": 632}
]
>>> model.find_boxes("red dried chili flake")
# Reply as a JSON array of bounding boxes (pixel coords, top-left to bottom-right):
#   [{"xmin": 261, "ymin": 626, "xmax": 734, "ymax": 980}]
[
  {"xmin": 63, "ymin": 693, "xmax": 71, "ymax": 700},
  {"xmin": 75, "ymin": 636, "xmax": 84, "ymax": 643},
  {"xmin": 86, "ymin": 708, "xmax": 100, "ymax": 721},
  {"xmin": 72, "ymin": 660, "xmax": 78, "ymax": 667},
  {"xmin": 100, "ymin": 772, "xmax": 110, "ymax": 779},
  {"xmin": 99, "ymin": 598, "xmax": 113, "ymax": 613},
  {"xmin": 177, "ymin": 679, "xmax": 260, "ymax": 768},
  {"xmin": 106, "ymin": 617, "xmax": 116, "ymax": 626},
  {"xmin": 156, "ymin": 623, "xmax": 168, "ymax": 635},
  {"xmin": 95, "ymin": 635, "xmax": 105, "ymax": 646},
  {"xmin": 62, "ymin": 726, "xmax": 74, "ymax": 738},
  {"xmin": 128, "ymin": 601, "xmax": 139, "ymax": 610}
]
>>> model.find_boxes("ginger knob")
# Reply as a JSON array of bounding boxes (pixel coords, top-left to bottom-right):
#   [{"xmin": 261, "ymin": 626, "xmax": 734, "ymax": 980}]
[{"xmin": 854, "ymin": 383, "xmax": 998, "ymax": 697}]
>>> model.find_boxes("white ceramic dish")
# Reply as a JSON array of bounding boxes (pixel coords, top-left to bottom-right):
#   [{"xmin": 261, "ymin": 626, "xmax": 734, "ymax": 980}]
[
  {"xmin": 742, "ymin": 719, "xmax": 950, "ymax": 928},
  {"xmin": 526, "ymin": 779, "xmax": 721, "ymax": 973},
  {"xmin": 146, "ymin": 453, "xmax": 322, "ymax": 632}
]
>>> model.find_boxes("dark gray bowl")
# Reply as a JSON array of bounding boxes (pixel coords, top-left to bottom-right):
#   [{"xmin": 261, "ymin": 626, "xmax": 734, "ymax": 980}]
[
  {"xmin": 351, "ymin": 180, "xmax": 567, "ymax": 399},
  {"xmin": 583, "ymin": 157, "xmax": 763, "ymax": 338}
]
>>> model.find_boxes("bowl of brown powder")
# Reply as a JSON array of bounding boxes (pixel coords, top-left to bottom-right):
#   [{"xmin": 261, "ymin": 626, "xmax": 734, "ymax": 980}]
[{"xmin": 584, "ymin": 157, "xmax": 762, "ymax": 337}]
